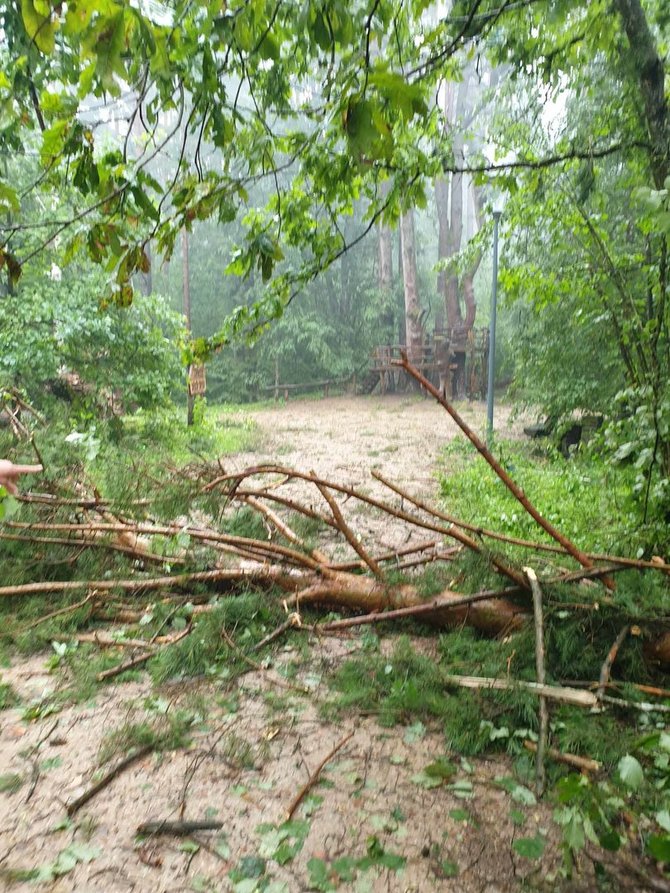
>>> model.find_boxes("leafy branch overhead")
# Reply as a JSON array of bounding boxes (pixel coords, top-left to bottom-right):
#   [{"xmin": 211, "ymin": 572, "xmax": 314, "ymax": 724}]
[{"xmin": 1, "ymin": 0, "xmax": 665, "ymax": 351}]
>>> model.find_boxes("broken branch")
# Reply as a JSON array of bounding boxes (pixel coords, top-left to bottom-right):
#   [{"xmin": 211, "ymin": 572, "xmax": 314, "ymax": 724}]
[{"xmin": 397, "ymin": 354, "xmax": 614, "ymax": 590}]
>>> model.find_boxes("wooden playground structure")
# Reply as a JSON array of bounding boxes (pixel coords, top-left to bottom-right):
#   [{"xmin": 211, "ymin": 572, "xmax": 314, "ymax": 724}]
[{"xmin": 370, "ymin": 326, "xmax": 490, "ymax": 399}]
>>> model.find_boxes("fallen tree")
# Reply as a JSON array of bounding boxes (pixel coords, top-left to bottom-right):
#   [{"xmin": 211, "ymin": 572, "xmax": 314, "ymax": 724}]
[{"xmin": 2, "ymin": 357, "xmax": 669, "ymax": 675}]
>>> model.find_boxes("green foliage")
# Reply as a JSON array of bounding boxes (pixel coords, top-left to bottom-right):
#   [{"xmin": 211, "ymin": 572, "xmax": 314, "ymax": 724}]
[
  {"xmin": 148, "ymin": 593, "xmax": 284, "ymax": 684},
  {"xmin": 0, "ymin": 269, "xmax": 184, "ymax": 415},
  {"xmin": 439, "ymin": 436, "xmax": 655, "ymax": 554},
  {"xmin": 326, "ymin": 636, "xmax": 452, "ymax": 727},
  {"xmin": 0, "ymin": 773, "xmax": 23, "ymax": 793},
  {"xmin": 99, "ymin": 712, "xmax": 193, "ymax": 764},
  {"xmin": 0, "ymin": 679, "xmax": 19, "ymax": 709}
]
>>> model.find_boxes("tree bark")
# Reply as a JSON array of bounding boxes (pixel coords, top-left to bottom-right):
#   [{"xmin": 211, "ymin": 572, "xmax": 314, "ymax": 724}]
[
  {"xmin": 378, "ymin": 181, "xmax": 394, "ymax": 344},
  {"xmin": 400, "ymin": 210, "xmax": 423, "ymax": 364},
  {"xmin": 462, "ymin": 185, "xmax": 485, "ymax": 329},
  {"xmin": 614, "ymin": 0, "xmax": 669, "ymax": 189}
]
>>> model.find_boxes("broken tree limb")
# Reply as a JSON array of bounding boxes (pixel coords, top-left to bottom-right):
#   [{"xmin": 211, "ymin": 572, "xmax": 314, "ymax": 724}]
[
  {"xmin": 234, "ymin": 487, "xmax": 339, "ymax": 532},
  {"xmin": 0, "ymin": 565, "xmax": 306, "ymax": 599},
  {"xmin": 7, "ymin": 519, "xmax": 324, "ymax": 572},
  {"xmin": 313, "ymin": 477, "xmax": 383, "ymax": 579},
  {"xmin": 66, "ymin": 744, "xmax": 154, "ymax": 816},
  {"xmin": 286, "ymin": 730, "xmax": 354, "ymax": 821},
  {"xmin": 523, "ymin": 740, "xmax": 601, "ymax": 774},
  {"xmin": 443, "ymin": 675, "xmax": 599, "ymax": 708},
  {"xmin": 205, "ymin": 464, "xmax": 527, "ymax": 587},
  {"xmin": 396, "ymin": 354, "xmax": 614, "ymax": 590},
  {"xmin": 317, "ymin": 588, "xmax": 528, "ymax": 632},
  {"xmin": 286, "ymin": 570, "xmax": 528, "ymax": 636},
  {"xmin": 0, "ymin": 530, "xmax": 185, "ymax": 566},
  {"xmin": 370, "ymin": 472, "xmax": 670, "ymax": 574},
  {"xmin": 525, "ymin": 567, "xmax": 549, "ymax": 796},
  {"xmin": 597, "ymin": 625, "xmax": 631, "ymax": 700}
]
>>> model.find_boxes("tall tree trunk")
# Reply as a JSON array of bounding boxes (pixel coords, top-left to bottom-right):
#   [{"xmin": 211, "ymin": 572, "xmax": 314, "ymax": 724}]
[
  {"xmin": 462, "ymin": 185, "xmax": 485, "ymax": 329},
  {"xmin": 378, "ymin": 185, "xmax": 394, "ymax": 343},
  {"xmin": 400, "ymin": 210, "xmax": 423, "ymax": 364},
  {"xmin": 435, "ymin": 79, "xmax": 469, "ymax": 331},
  {"xmin": 182, "ymin": 229, "xmax": 194, "ymax": 427},
  {"xmin": 614, "ymin": 0, "xmax": 668, "ymax": 189},
  {"xmin": 378, "ymin": 183, "xmax": 393, "ymax": 290}
]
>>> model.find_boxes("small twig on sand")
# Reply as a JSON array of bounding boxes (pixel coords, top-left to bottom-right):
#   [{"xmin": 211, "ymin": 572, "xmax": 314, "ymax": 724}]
[
  {"xmin": 66, "ymin": 745, "xmax": 154, "ymax": 816},
  {"xmin": 525, "ymin": 566, "xmax": 549, "ymax": 796},
  {"xmin": 597, "ymin": 625, "xmax": 631, "ymax": 700},
  {"xmin": 221, "ymin": 626, "xmax": 308, "ymax": 693},
  {"xmin": 523, "ymin": 740, "xmax": 601, "ymax": 774},
  {"xmin": 137, "ymin": 819, "xmax": 223, "ymax": 836},
  {"xmin": 286, "ymin": 730, "xmax": 354, "ymax": 821}
]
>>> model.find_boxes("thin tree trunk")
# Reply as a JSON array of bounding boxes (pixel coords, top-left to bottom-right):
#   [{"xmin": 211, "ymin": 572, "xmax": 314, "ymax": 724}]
[
  {"xmin": 182, "ymin": 229, "xmax": 194, "ymax": 427},
  {"xmin": 436, "ymin": 79, "xmax": 469, "ymax": 331},
  {"xmin": 400, "ymin": 210, "xmax": 422, "ymax": 364}
]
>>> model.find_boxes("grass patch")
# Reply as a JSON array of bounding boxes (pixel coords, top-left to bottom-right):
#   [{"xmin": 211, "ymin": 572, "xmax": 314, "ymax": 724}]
[
  {"xmin": 438, "ymin": 437, "xmax": 638, "ymax": 555},
  {"xmin": 0, "ymin": 680, "xmax": 19, "ymax": 709},
  {"xmin": 148, "ymin": 592, "xmax": 286, "ymax": 684},
  {"xmin": 0, "ymin": 773, "xmax": 23, "ymax": 793},
  {"xmin": 99, "ymin": 711, "xmax": 193, "ymax": 764},
  {"xmin": 325, "ymin": 636, "xmax": 451, "ymax": 727}
]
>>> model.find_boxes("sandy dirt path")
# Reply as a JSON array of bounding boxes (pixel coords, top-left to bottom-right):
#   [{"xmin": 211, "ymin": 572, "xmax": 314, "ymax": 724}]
[
  {"xmin": 222, "ymin": 395, "xmax": 523, "ymax": 558},
  {"xmin": 229, "ymin": 394, "xmax": 521, "ymax": 499}
]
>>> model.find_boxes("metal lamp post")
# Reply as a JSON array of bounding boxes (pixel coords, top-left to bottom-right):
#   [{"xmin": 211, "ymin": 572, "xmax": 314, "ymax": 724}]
[{"xmin": 486, "ymin": 207, "xmax": 502, "ymax": 444}]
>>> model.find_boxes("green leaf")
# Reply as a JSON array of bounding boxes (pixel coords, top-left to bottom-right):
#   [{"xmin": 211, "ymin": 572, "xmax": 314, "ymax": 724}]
[
  {"xmin": 449, "ymin": 808, "xmax": 470, "ymax": 822},
  {"xmin": 91, "ymin": 13, "xmax": 127, "ymax": 93},
  {"xmin": 618, "ymin": 754, "xmax": 644, "ymax": 790},
  {"xmin": 424, "ymin": 759, "xmax": 457, "ymax": 781},
  {"xmin": 0, "ymin": 182, "xmax": 20, "ymax": 214},
  {"xmin": 647, "ymin": 834, "xmax": 670, "ymax": 861},
  {"xmin": 512, "ymin": 835, "xmax": 545, "ymax": 860},
  {"xmin": 411, "ymin": 771, "xmax": 443, "ymax": 789},
  {"xmin": 21, "ymin": 0, "xmax": 58, "ymax": 53},
  {"xmin": 509, "ymin": 808, "xmax": 526, "ymax": 827},
  {"xmin": 656, "ymin": 810, "xmax": 670, "ymax": 832},
  {"xmin": 403, "ymin": 721, "xmax": 425, "ymax": 744},
  {"xmin": 307, "ymin": 857, "xmax": 336, "ymax": 892}
]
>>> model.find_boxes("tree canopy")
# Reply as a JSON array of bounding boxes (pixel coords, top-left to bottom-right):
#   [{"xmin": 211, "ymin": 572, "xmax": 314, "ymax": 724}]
[{"xmin": 1, "ymin": 1, "xmax": 666, "ymax": 346}]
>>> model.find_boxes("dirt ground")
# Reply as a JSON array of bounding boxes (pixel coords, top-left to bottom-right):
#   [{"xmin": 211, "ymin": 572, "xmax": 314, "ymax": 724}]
[
  {"xmin": 226, "ymin": 395, "xmax": 525, "ymax": 555},
  {"xmin": 0, "ymin": 396, "xmax": 598, "ymax": 893}
]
